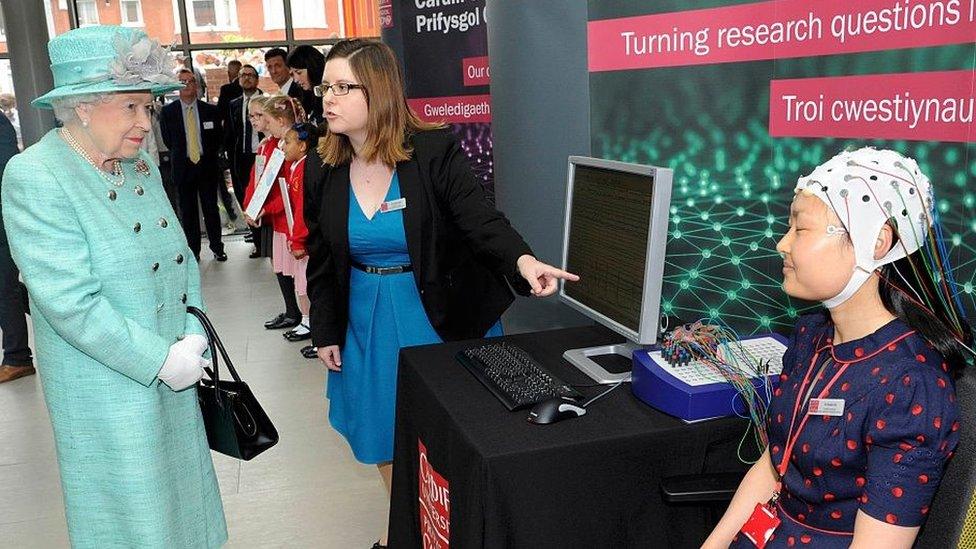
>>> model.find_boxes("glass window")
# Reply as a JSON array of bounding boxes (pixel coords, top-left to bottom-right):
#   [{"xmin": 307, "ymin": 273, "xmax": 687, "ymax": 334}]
[
  {"xmin": 46, "ymin": 0, "xmax": 73, "ymax": 38},
  {"xmin": 291, "ymin": 0, "xmax": 379, "ymax": 41},
  {"xmin": 0, "ymin": 60, "xmax": 20, "ymax": 149},
  {"xmin": 180, "ymin": 0, "xmax": 285, "ymax": 42},
  {"xmin": 192, "ymin": 0, "xmax": 217, "ymax": 26},
  {"xmin": 180, "ymin": 48, "xmax": 283, "ymax": 103},
  {"xmin": 0, "ymin": 59, "xmax": 13, "ymax": 97},
  {"xmin": 120, "ymin": 0, "xmax": 143, "ymax": 25},
  {"xmin": 76, "ymin": 0, "xmax": 100, "ymax": 26},
  {"xmin": 263, "ymin": 0, "xmax": 284, "ymax": 29},
  {"xmin": 181, "ymin": 0, "xmax": 238, "ymax": 31},
  {"xmin": 65, "ymin": 1, "xmax": 180, "ymax": 45},
  {"xmin": 263, "ymin": 0, "xmax": 325, "ymax": 30}
]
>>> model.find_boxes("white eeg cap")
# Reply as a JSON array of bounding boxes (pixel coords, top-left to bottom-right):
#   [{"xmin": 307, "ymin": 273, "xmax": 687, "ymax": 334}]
[{"xmin": 794, "ymin": 147, "xmax": 934, "ymax": 308}]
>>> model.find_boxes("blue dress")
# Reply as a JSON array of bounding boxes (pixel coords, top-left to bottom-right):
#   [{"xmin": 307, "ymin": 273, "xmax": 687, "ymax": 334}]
[
  {"xmin": 730, "ymin": 313, "xmax": 959, "ymax": 548},
  {"xmin": 327, "ymin": 173, "xmax": 502, "ymax": 463}
]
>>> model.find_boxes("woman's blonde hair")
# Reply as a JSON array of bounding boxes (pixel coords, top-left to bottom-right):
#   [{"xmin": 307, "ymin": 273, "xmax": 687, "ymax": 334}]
[
  {"xmin": 317, "ymin": 39, "xmax": 442, "ymax": 167},
  {"xmin": 248, "ymin": 95, "xmax": 271, "ymax": 112},
  {"xmin": 263, "ymin": 94, "xmax": 305, "ymax": 125}
]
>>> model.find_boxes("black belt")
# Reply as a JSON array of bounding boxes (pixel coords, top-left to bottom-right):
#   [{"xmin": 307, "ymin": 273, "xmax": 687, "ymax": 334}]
[{"xmin": 351, "ymin": 261, "xmax": 412, "ymax": 275}]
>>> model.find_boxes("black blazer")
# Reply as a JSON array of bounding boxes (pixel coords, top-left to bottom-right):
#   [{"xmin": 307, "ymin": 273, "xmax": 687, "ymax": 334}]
[
  {"xmin": 0, "ymin": 113, "xmax": 18, "ymax": 247},
  {"xmin": 216, "ymin": 79, "xmax": 243, "ymax": 122},
  {"xmin": 224, "ymin": 91, "xmax": 264, "ymax": 156},
  {"xmin": 160, "ymin": 99, "xmax": 224, "ymax": 183},
  {"xmin": 304, "ymin": 129, "xmax": 533, "ymax": 348}
]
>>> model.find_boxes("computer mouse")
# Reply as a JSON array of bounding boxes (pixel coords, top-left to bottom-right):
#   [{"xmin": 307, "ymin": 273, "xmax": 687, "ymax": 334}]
[{"xmin": 527, "ymin": 398, "xmax": 587, "ymax": 425}]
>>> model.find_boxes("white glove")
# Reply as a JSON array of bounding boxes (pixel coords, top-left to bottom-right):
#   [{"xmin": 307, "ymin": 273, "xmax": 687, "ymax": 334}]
[{"xmin": 158, "ymin": 334, "xmax": 210, "ymax": 391}]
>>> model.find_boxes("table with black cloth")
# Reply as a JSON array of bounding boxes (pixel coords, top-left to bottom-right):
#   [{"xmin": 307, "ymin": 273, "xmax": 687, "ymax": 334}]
[{"xmin": 388, "ymin": 325, "xmax": 754, "ymax": 549}]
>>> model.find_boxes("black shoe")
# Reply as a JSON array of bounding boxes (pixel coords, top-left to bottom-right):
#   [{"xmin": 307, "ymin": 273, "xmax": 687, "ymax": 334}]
[
  {"xmin": 284, "ymin": 325, "xmax": 311, "ymax": 341},
  {"xmin": 371, "ymin": 543, "xmax": 387, "ymax": 549},
  {"xmin": 264, "ymin": 313, "xmax": 286, "ymax": 329},
  {"xmin": 266, "ymin": 315, "xmax": 301, "ymax": 330},
  {"xmin": 301, "ymin": 345, "xmax": 318, "ymax": 359},
  {"xmin": 214, "ymin": 252, "xmax": 228, "ymax": 262},
  {"xmin": 249, "ymin": 248, "xmax": 261, "ymax": 259}
]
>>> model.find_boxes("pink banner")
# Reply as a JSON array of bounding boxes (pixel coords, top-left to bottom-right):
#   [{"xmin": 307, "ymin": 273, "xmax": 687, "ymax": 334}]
[
  {"xmin": 462, "ymin": 56, "xmax": 490, "ymax": 86},
  {"xmin": 408, "ymin": 95, "xmax": 492, "ymax": 123},
  {"xmin": 768, "ymin": 70, "xmax": 976, "ymax": 142},
  {"xmin": 589, "ymin": 0, "xmax": 976, "ymax": 72},
  {"xmin": 379, "ymin": 0, "xmax": 393, "ymax": 29}
]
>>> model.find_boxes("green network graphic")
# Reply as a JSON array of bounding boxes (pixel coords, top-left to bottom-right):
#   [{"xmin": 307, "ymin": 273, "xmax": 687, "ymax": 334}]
[{"xmin": 590, "ymin": 45, "xmax": 976, "ymax": 335}]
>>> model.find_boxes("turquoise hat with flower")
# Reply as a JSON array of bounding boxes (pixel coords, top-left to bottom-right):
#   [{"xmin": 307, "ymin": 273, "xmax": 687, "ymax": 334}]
[{"xmin": 32, "ymin": 25, "xmax": 182, "ymax": 109}]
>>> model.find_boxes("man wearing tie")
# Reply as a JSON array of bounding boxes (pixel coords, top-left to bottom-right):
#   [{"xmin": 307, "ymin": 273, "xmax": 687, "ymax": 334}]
[
  {"xmin": 161, "ymin": 69, "xmax": 227, "ymax": 262},
  {"xmin": 225, "ymin": 65, "xmax": 264, "ymax": 257}
]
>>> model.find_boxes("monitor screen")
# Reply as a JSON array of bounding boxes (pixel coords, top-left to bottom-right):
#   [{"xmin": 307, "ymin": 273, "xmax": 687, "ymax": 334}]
[{"xmin": 564, "ymin": 163, "xmax": 654, "ymax": 336}]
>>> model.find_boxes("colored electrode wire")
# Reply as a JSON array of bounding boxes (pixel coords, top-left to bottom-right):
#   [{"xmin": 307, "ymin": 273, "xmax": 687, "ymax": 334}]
[
  {"xmin": 845, "ymin": 159, "xmax": 971, "ymax": 351},
  {"xmin": 661, "ymin": 321, "xmax": 773, "ymax": 463}
]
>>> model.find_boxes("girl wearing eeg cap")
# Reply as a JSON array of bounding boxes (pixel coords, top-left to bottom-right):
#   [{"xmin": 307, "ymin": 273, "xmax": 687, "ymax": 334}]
[{"xmin": 704, "ymin": 148, "xmax": 972, "ymax": 549}]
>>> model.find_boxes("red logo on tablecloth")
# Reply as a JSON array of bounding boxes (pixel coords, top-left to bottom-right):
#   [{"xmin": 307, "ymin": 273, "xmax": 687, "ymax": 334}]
[{"xmin": 418, "ymin": 438, "xmax": 450, "ymax": 548}]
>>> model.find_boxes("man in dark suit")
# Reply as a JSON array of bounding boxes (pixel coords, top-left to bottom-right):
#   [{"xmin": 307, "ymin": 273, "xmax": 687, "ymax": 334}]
[
  {"xmin": 214, "ymin": 60, "xmax": 244, "ymax": 223},
  {"xmin": 0, "ymin": 112, "xmax": 34, "ymax": 383},
  {"xmin": 161, "ymin": 69, "xmax": 227, "ymax": 262},
  {"xmin": 216, "ymin": 60, "xmax": 242, "ymax": 124},
  {"xmin": 224, "ymin": 64, "xmax": 264, "ymax": 257},
  {"xmin": 265, "ymin": 48, "xmax": 305, "ymax": 103}
]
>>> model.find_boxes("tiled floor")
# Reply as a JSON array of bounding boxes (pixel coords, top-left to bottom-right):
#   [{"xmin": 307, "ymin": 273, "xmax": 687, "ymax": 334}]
[{"xmin": 0, "ymin": 238, "xmax": 390, "ymax": 548}]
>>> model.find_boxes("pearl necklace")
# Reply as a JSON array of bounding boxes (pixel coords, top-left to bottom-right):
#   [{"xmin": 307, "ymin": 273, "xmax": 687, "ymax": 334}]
[{"xmin": 59, "ymin": 128, "xmax": 125, "ymax": 187}]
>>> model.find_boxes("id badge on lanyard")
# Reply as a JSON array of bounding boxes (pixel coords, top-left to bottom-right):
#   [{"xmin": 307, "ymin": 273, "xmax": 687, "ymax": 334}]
[
  {"xmin": 739, "ymin": 350, "xmax": 852, "ymax": 548},
  {"xmin": 741, "ymin": 495, "xmax": 781, "ymax": 549}
]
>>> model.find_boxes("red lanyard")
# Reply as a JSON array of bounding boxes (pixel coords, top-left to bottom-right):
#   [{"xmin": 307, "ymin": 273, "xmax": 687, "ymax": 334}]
[
  {"xmin": 776, "ymin": 347, "xmax": 851, "ymax": 483},
  {"xmin": 774, "ymin": 328, "xmax": 916, "ymax": 483}
]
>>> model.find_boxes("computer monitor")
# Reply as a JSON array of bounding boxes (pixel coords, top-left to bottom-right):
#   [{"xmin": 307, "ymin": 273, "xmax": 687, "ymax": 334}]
[{"xmin": 559, "ymin": 156, "xmax": 673, "ymax": 384}]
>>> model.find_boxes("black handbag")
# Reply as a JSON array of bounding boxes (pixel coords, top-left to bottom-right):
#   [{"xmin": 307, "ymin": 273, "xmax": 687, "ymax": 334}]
[{"xmin": 188, "ymin": 306, "xmax": 279, "ymax": 460}]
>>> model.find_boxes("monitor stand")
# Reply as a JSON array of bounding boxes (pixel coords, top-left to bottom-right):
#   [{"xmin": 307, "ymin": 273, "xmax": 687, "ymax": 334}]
[{"xmin": 563, "ymin": 343, "xmax": 644, "ymax": 384}]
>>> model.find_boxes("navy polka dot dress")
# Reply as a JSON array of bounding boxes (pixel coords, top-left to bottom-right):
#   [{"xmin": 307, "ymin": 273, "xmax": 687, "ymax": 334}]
[{"xmin": 730, "ymin": 313, "xmax": 959, "ymax": 548}]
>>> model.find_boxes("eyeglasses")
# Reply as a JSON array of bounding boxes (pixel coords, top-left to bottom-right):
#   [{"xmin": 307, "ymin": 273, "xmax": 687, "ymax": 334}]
[{"xmin": 313, "ymin": 82, "xmax": 366, "ymax": 97}]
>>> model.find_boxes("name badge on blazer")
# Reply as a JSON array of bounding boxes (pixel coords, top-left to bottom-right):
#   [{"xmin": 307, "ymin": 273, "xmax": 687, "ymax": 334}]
[
  {"xmin": 809, "ymin": 398, "xmax": 844, "ymax": 416},
  {"xmin": 380, "ymin": 198, "xmax": 406, "ymax": 213},
  {"xmin": 203, "ymin": 121, "xmax": 215, "ymax": 130}
]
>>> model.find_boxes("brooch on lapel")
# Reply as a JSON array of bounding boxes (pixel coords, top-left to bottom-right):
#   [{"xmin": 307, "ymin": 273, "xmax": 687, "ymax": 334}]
[{"xmin": 135, "ymin": 159, "xmax": 151, "ymax": 177}]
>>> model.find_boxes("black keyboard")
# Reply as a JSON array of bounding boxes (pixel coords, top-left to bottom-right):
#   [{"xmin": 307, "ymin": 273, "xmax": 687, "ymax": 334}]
[{"xmin": 456, "ymin": 342, "xmax": 583, "ymax": 411}]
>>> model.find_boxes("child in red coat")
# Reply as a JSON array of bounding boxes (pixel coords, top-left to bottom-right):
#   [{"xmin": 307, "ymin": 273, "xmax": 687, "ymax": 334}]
[
  {"xmin": 243, "ymin": 95, "xmax": 304, "ymax": 332},
  {"xmin": 279, "ymin": 122, "xmax": 319, "ymax": 351}
]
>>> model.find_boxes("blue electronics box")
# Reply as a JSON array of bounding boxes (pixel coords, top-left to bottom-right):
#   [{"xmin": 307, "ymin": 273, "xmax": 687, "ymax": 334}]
[{"xmin": 631, "ymin": 334, "xmax": 789, "ymax": 423}]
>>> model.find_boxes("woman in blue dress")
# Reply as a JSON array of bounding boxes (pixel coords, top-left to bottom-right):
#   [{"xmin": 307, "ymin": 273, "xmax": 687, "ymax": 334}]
[
  {"xmin": 704, "ymin": 148, "xmax": 972, "ymax": 549},
  {"xmin": 303, "ymin": 39, "xmax": 579, "ymax": 548}
]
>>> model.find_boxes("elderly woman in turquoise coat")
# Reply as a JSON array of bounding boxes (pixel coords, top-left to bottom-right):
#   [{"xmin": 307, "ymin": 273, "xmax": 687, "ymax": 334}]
[{"xmin": 1, "ymin": 26, "xmax": 227, "ymax": 547}]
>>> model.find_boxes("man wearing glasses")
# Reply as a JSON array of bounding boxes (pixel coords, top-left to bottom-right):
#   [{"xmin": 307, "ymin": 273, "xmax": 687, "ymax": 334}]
[
  {"xmin": 224, "ymin": 65, "xmax": 264, "ymax": 257},
  {"xmin": 161, "ymin": 69, "xmax": 228, "ymax": 262}
]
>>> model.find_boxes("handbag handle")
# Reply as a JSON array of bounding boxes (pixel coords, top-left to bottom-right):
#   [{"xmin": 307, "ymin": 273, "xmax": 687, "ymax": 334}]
[{"xmin": 187, "ymin": 306, "xmax": 243, "ymax": 384}]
